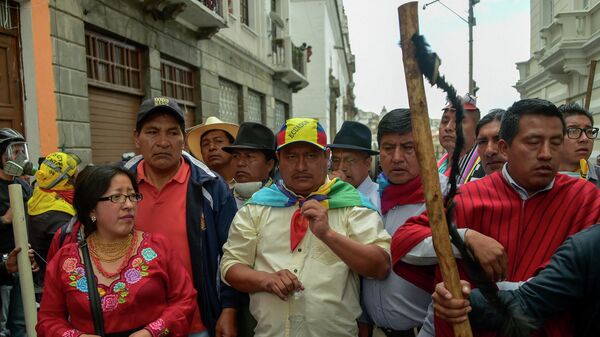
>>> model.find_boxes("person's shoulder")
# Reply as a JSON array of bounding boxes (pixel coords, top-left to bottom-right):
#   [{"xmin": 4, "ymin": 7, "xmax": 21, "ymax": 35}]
[
  {"xmin": 142, "ymin": 231, "xmax": 168, "ymax": 245},
  {"xmin": 572, "ymin": 224, "xmax": 600, "ymax": 243},
  {"xmin": 457, "ymin": 171, "xmax": 501, "ymax": 195},
  {"xmin": 554, "ymin": 173, "xmax": 599, "ymax": 196},
  {"xmin": 52, "ymin": 242, "xmax": 80, "ymax": 262},
  {"xmin": 182, "ymin": 152, "xmax": 216, "ymax": 180}
]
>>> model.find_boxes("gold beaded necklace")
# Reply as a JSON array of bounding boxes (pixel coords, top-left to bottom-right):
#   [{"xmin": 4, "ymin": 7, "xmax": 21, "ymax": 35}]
[{"xmin": 88, "ymin": 232, "xmax": 133, "ymax": 263}]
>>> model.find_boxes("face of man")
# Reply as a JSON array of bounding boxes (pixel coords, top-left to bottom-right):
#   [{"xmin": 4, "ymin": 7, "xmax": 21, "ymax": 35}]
[
  {"xmin": 134, "ymin": 113, "xmax": 184, "ymax": 172},
  {"xmin": 499, "ymin": 115, "xmax": 564, "ymax": 193},
  {"xmin": 231, "ymin": 149, "xmax": 274, "ymax": 183},
  {"xmin": 330, "ymin": 149, "xmax": 371, "ymax": 188},
  {"xmin": 439, "ymin": 108, "xmax": 477, "ymax": 153},
  {"xmin": 379, "ymin": 132, "xmax": 420, "ymax": 185},
  {"xmin": 475, "ymin": 120, "xmax": 506, "ymax": 175},
  {"xmin": 562, "ymin": 115, "xmax": 595, "ymax": 170},
  {"xmin": 200, "ymin": 130, "xmax": 233, "ymax": 171},
  {"xmin": 277, "ymin": 142, "xmax": 328, "ymax": 197}
]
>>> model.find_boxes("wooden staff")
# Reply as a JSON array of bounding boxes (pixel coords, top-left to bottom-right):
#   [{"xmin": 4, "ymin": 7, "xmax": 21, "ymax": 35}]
[
  {"xmin": 9, "ymin": 184, "xmax": 38, "ymax": 337},
  {"xmin": 585, "ymin": 60, "xmax": 596, "ymax": 111},
  {"xmin": 397, "ymin": 3, "xmax": 472, "ymax": 336}
]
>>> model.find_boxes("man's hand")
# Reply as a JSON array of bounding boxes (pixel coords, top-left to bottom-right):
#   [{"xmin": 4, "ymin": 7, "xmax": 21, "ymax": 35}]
[
  {"xmin": 1, "ymin": 208, "xmax": 12, "ymax": 225},
  {"xmin": 260, "ymin": 270, "xmax": 303, "ymax": 300},
  {"xmin": 5, "ymin": 246, "xmax": 39, "ymax": 274},
  {"xmin": 465, "ymin": 229, "xmax": 507, "ymax": 281},
  {"xmin": 432, "ymin": 281, "xmax": 472, "ymax": 324},
  {"xmin": 301, "ymin": 200, "xmax": 331, "ymax": 240},
  {"xmin": 215, "ymin": 308, "xmax": 237, "ymax": 337},
  {"xmin": 328, "ymin": 170, "xmax": 346, "ymax": 182}
]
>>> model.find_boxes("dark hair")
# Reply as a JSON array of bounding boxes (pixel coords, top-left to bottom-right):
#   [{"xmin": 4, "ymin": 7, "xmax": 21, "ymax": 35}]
[
  {"xmin": 558, "ymin": 102, "xmax": 594, "ymax": 125},
  {"xmin": 377, "ymin": 108, "xmax": 412, "ymax": 145},
  {"xmin": 74, "ymin": 165, "xmax": 139, "ymax": 238},
  {"xmin": 475, "ymin": 109, "xmax": 505, "ymax": 137},
  {"xmin": 499, "ymin": 98, "xmax": 565, "ymax": 145},
  {"xmin": 136, "ymin": 111, "xmax": 185, "ymax": 133},
  {"xmin": 201, "ymin": 129, "xmax": 235, "ymax": 145}
]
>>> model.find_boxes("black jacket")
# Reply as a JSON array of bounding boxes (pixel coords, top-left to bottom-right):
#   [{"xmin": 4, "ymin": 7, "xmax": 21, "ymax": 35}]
[{"xmin": 470, "ymin": 224, "xmax": 600, "ymax": 337}]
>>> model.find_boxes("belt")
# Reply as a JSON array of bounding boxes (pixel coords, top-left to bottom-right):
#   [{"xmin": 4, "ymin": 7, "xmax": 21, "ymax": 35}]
[{"xmin": 380, "ymin": 327, "xmax": 416, "ymax": 337}]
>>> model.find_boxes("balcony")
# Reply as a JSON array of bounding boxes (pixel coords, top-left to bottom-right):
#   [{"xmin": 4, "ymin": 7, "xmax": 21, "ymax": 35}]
[
  {"xmin": 272, "ymin": 37, "xmax": 308, "ymax": 92},
  {"xmin": 536, "ymin": 1, "xmax": 600, "ymax": 78},
  {"xmin": 176, "ymin": 0, "xmax": 228, "ymax": 38}
]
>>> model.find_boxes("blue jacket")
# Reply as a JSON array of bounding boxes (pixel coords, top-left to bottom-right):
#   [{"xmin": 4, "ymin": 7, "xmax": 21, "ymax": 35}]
[{"xmin": 126, "ymin": 152, "xmax": 243, "ymax": 336}]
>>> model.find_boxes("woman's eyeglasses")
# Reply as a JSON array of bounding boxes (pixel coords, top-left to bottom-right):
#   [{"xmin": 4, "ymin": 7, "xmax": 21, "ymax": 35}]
[{"xmin": 98, "ymin": 193, "xmax": 143, "ymax": 203}]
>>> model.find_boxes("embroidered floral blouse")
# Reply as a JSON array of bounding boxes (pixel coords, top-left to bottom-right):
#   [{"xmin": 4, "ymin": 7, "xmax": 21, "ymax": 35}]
[{"xmin": 37, "ymin": 232, "xmax": 197, "ymax": 337}]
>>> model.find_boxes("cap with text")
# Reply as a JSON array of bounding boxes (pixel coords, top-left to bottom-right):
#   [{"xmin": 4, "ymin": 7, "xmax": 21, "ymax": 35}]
[{"xmin": 276, "ymin": 118, "xmax": 327, "ymax": 151}]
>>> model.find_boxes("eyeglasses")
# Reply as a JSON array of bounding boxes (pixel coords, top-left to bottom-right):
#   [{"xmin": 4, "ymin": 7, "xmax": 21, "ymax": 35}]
[
  {"xmin": 98, "ymin": 193, "xmax": 143, "ymax": 203},
  {"xmin": 566, "ymin": 127, "xmax": 599, "ymax": 140},
  {"xmin": 331, "ymin": 156, "xmax": 368, "ymax": 168}
]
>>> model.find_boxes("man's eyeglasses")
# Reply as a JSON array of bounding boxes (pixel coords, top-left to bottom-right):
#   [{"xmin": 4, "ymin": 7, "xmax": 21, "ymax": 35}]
[
  {"xmin": 98, "ymin": 193, "xmax": 143, "ymax": 203},
  {"xmin": 566, "ymin": 127, "xmax": 599, "ymax": 140}
]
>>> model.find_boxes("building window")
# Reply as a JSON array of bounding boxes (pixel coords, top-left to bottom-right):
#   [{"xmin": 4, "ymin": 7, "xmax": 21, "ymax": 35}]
[
  {"xmin": 274, "ymin": 100, "xmax": 288, "ymax": 131},
  {"xmin": 247, "ymin": 90, "xmax": 263, "ymax": 123},
  {"xmin": 240, "ymin": 0, "xmax": 249, "ymax": 25},
  {"xmin": 85, "ymin": 31, "xmax": 142, "ymax": 92},
  {"xmin": 219, "ymin": 79, "xmax": 241, "ymax": 124},
  {"xmin": 161, "ymin": 59, "xmax": 196, "ymax": 128}
]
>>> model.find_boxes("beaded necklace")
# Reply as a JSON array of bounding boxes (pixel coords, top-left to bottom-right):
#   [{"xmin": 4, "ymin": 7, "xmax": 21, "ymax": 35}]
[{"xmin": 88, "ymin": 232, "xmax": 139, "ymax": 279}]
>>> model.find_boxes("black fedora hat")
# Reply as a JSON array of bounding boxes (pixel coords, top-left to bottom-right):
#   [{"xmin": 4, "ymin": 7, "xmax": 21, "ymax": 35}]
[
  {"xmin": 328, "ymin": 121, "xmax": 379, "ymax": 155},
  {"xmin": 222, "ymin": 122, "xmax": 275, "ymax": 155}
]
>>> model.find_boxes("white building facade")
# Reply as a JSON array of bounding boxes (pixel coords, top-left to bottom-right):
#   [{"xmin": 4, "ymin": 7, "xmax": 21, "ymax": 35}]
[
  {"xmin": 290, "ymin": 0, "xmax": 357, "ymax": 139},
  {"xmin": 516, "ymin": 0, "xmax": 600, "ymax": 154}
]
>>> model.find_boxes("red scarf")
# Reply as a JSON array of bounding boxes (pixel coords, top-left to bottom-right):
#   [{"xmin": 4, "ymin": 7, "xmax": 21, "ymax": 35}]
[
  {"xmin": 381, "ymin": 176, "xmax": 425, "ymax": 215},
  {"xmin": 42, "ymin": 188, "xmax": 75, "ymax": 204}
]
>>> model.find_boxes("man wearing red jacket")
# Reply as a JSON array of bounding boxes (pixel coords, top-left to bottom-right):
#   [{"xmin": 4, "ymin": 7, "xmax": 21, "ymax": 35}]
[{"xmin": 391, "ymin": 98, "xmax": 600, "ymax": 337}]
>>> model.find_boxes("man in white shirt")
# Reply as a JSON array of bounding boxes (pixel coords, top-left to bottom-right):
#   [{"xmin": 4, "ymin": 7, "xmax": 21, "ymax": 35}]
[{"xmin": 328, "ymin": 121, "xmax": 380, "ymax": 210}]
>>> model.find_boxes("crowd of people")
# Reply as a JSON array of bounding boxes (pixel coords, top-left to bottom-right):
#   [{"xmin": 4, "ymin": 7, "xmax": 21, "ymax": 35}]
[{"xmin": 0, "ymin": 93, "xmax": 598, "ymax": 337}]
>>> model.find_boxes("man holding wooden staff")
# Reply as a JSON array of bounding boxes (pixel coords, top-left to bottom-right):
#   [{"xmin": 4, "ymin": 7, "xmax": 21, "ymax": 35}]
[{"xmin": 392, "ymin": 98, "xmax": 600, "ymax": 337}]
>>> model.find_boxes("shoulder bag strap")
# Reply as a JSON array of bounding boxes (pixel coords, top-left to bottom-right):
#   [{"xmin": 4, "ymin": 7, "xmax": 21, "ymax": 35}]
[{"xmin": 80, "ymin": 239, "xmax": 105, "ymax": 337}]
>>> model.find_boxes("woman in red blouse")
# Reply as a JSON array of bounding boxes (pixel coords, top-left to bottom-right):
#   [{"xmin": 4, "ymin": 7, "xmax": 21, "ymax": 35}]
[{"xmin": 37, "ymin": 165, "xmax": 197, "ymax": 337}]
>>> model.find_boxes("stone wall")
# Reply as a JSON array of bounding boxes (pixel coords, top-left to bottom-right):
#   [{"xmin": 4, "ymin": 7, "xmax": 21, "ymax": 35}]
[{"xmin": 50, "ymin": 0, "xmax": 295, "ymax": 163}]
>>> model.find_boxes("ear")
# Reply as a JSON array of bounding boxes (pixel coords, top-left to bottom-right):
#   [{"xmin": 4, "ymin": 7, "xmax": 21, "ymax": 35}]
[
  {"xmin": 267, "ymin": 158, "xmax": 275, "ymax": 172},
  {"xmin": 133, "ymin": 129, "xmax": 141, "ymax": 150},
  {"xmin": 498, "ymin": 139, "xmax": 509, "ymax": 158},
  {"xmin": 325, "ymin": 148, "xmax": 331, "ymax": 158}
]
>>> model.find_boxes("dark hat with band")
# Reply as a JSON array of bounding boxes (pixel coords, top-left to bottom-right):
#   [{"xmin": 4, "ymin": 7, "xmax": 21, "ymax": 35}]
[
  {"xmin": 328, "ymin": 121, "xmax": 379, "ymax": 155},
  {"xmin": 223, "ymin": 122, "xmax": 275, "ymax": 156}
]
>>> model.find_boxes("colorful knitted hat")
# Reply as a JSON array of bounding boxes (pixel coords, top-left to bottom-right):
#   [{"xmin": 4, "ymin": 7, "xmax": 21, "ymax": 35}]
[{"xmin": 276, "ymin": 118, "xmax": 327, "ymax": 151}]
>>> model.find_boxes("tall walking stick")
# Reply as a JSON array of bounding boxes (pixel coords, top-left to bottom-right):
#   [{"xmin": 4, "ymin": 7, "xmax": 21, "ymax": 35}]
[
  {"xmin": 10, "ymin": 184, "xmax": 37, "ymax": 337},
  {"xmin": 397, "ymin": 3, "xmax": 472, "ymax": 336}
]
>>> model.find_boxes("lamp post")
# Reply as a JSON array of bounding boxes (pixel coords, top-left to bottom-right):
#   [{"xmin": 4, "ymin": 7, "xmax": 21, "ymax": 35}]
[{"xmin": 423, "ymin": 0, "xmax": 479, "ymax": 95}]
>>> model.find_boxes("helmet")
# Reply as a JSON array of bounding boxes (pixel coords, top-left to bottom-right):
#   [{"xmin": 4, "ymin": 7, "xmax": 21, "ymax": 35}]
[{"xmin": 0, "ymin": 128, "xmax": 25, "ymax": 154}]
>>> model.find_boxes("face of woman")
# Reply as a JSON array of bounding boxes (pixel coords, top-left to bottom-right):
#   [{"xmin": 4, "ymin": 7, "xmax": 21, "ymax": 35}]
[{"xmin": 91, "ymin": 174, "xmax": 137, "ymax": 240}]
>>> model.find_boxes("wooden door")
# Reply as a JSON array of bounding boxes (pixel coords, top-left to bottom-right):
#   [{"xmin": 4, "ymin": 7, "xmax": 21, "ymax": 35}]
[{"xmin": 0, "ymin": 32, "xmax": 23, "ymax": 132}]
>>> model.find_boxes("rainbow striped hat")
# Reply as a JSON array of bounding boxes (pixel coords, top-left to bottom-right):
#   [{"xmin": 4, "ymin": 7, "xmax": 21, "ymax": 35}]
[{"xmin": 276, "ymin": 118, "xmax": 327, "ymax": 151}]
